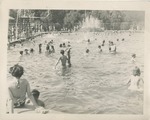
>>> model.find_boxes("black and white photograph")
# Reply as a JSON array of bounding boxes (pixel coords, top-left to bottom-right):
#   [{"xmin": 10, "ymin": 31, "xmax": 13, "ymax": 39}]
[{"xmin": 0, "ymin": 1, "xmax": 150, "ymax": 120}]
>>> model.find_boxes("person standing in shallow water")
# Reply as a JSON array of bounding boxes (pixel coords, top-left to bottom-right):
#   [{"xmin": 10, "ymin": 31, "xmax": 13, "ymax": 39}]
[
  {"xmin": 55, "ymin": 50, "xmax": 68, "ymax": 76},
  {"xmin": 65, "ymin": 44, "xmax": 72, "ymax": 67},
  {"xmin": 39, "ymin": 44, "xmax": 42, "ymax": 53}
]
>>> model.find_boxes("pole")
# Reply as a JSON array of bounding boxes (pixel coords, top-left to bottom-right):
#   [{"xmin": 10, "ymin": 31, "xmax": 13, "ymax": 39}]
[{"xmin": 15, "ymin": 10, "xmax": 21, "ymax": 41}]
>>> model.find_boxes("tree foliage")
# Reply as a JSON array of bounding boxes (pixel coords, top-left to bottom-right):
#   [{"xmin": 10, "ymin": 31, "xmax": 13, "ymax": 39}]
[{"xmin": 9, "ymin": 10, "xmax": 145, "ymax": 31}]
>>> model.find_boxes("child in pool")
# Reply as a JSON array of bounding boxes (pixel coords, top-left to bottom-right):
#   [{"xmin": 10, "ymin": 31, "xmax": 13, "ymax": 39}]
[
  {"xmin": 127, "ymin": 66, "xmax": 144, "ymax": 91},
  {"xmin": 7, "ymin": 64, "xmax": 39, "ymax": 113},
  {"xmin": 31, "ymin": 89, "xmax": 45, "ymax": 108}
]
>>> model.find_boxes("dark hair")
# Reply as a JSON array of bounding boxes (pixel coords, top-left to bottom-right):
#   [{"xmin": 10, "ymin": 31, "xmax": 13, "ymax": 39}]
[
  {"xmin": 132, "ymin": 54, "xmax": 136, "ymax": 57},
  {"xmin": 59, "ymin": 44, "xmax": 62, "ymax": 47},
  {"xmin": 20, "ymin": 51, "xmax": 23, "ymax": 55},
  {"xmin": 86, "ymin": 49, "xmax": 89, "ymax": 53},
  {"xmin": 60, "ymin": 50, "xmax": 64, "ymax": 55},
  {"xmin": 9, "ymin": 64, "xmax": 24, "ymax": 78},
  {"xmin": 32, "ymin": 89, "xmax": 40, "ymax": 98},
  {"xmin": 68, "ymin": 44, "xmax": 71, "ymax": 47},
  {"xmin": 30, "ymin": 48, "xmax": 34, "ymax": 53}
]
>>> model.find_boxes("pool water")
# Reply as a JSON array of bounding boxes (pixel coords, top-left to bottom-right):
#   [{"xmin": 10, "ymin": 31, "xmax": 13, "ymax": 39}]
[{"xmin": 7, "ymin": 32, "xmax": 144, "ymax": 114}]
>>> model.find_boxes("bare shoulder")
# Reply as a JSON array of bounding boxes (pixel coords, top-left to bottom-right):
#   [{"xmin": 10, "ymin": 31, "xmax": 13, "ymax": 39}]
[{"xmin": 20, "ymin": 78, "xmax": 29, "ymax": 85}]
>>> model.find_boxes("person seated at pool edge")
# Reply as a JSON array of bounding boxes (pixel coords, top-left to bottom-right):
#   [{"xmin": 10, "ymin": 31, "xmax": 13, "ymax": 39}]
[
  {"xmin": 31, "ymin": 89, "xmax": 45, "ymax": 108},
  {"xmin": 7, "ymin": 64, "xmax": 40, "ymax": 113}
]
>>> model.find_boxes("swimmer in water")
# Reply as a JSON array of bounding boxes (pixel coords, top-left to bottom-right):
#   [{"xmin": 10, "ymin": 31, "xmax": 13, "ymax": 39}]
[
  {"xmin": 55, "ymin": 50, "xmax": 68, "ymax": 76},
  {"xmin": 65, "ymin": 44, "xmax": 72, "ymax": 67},
  {"xmin": 87, "ymin": 39, "xmax": 90, "ymax": 44},
  {"xmin": 127, "ymin": 66, "xmax": 144, "ymax": 91},
  {"xmin": 20, "ymin": 51, "xmax": 23, "ymax": 56},
  {"xmin": 103, "ymin": 40, "xmax": 105, "ymax": 44},
  {"xmin": 59, "ymin": 44, "xmax": 62, "ymax": 48},
  {"xmin": 30, "ymin": 48, "xmax": 34, "ymax": 53},
  {"xmin": 31, "ymin": 89, "xmax": 45, "ymax": 108},
  {"xmin": 122, "ymin": 38, "xmax": 125, "ymax": 41},
  {"xmin": 62, "ymin": 43, "xmax": 66, "ymax": 48},
  {"xmin": 109, "ymin": 42, "xmax": 116, "ymax": 53},
  {"xmin": 39, "ymin": 44, "xmax": 42, "ymax": 53},
  {"xmin": 131, "ymin": 54, "xmax": 136, "ymax": 63},
  {"xmin": 98, "ymin": 45, "xmax": 102, "ymax": 52},
  {"xmin": 24, "ymin": 49, "xmax": 29, "ymax": 55},
  {"xmin": 86, "ymin": 49, "xmax": 90, "ymax": 54}
]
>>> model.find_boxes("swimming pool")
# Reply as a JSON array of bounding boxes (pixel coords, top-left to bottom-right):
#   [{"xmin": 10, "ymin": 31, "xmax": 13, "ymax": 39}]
[{"xmin": 7, "ymin": 32, "xmax": 144, "ymax": 114}]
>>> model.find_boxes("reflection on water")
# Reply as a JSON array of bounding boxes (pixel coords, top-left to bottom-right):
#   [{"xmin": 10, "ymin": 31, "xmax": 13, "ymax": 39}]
[{"xmin": 7, "ymin": 32, "xmax": 144, "ymax": 114}]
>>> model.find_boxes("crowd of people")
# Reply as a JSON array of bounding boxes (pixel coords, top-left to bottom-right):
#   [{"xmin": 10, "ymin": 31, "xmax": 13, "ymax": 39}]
[{"xmin": 6, "ymin": 31, "xmax": 144, "ymax": 114}]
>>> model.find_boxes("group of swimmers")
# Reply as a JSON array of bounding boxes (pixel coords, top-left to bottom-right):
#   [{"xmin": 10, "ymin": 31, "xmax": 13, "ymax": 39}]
[
  {"xmin": 86, "ymin": 38, "xmax": 118, "ymax": 54},
  {"xmin": 7, "ymin": 31, "xmax": 144, "ymax": 114}
]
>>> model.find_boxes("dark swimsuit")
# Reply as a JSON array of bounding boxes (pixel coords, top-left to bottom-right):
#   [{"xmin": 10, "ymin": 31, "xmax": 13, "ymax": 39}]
[{"xmin": 14, "ymin": 99, "xmax": 26, "ymax": 108}]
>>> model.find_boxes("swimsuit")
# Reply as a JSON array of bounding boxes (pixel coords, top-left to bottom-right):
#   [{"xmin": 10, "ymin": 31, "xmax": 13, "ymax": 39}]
[{"xmin": 14, "ymin": 98, "xmax": 26, "ymax": 108}]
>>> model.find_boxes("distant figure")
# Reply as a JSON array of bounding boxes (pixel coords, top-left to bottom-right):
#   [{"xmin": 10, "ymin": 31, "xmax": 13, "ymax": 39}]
[
  {"xmin": 103, "ymin": 40, "xmax": 105, "ymax": 44},
  {"xmin": 87, "ymin": 39, "xmax": 90, "ymax": 44},
  {"xmin": 98, "ymin": 45, "xmax": 102, "ymax": 52},
  {"xmin": 122, "ymin": 38, "xmax": 125, "ymax": 41},
  {"xmin": 62, "ymin": 43, "xmax": 66, "ymax": 48},
  {"xmin": 117, "ymin": 39, "xmax": 119, "ymax": 41},
  {"xmin": 55, "ymin": 50, "xmax": 68, "ymax": 76},
  {"xmin": 109, "ymin": 42, "xmax": 116, "ymax": 53},
  {"xmin": 86, "ymin": 49, "xmax": 90, "ymax": 53},
  {"xmin": 50, "ymin": 41, "xmax": 55, "ymax": 53},
  {"xmin": 46, "ymin": 44, "xmax": 50, "ymax": 52},
  {"xmin": 51, "ymin": 40, "xmax": 54, "ymax": 44},
  {"xmin": 39, "ymin": 44, "xmax": 42, "ymax": 53},
  {"xmin": 67, "ymin": 41, "xmax": 71, "ymax": 46},
  {"xmin": 20, "ymin": 51, "xmax": 23, "ymax": 56},
  {"xmin": 31, "ymin": 89, "xmax": 45, "ymax": 108},
  {"xmin": 30, "ymin": 48, "xmax": 34, "ymax": 53},
  {"xmin": 24, "ymin": 49, "xmax": 29, "ymax": 55},
  {"xmin": 59, "ymin": 44, "xmax": 63, "ymax": 48},
  {"xmin": 66, "ymin": 44, "xmax": 72, "ymax": 67},
  {"xmin": 131, "ymin": 54, "xmax": 136, "ymax": 63},
  {"xmin": 127, "ymin": 66, "xmax": 143, "ymax": 91}
]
